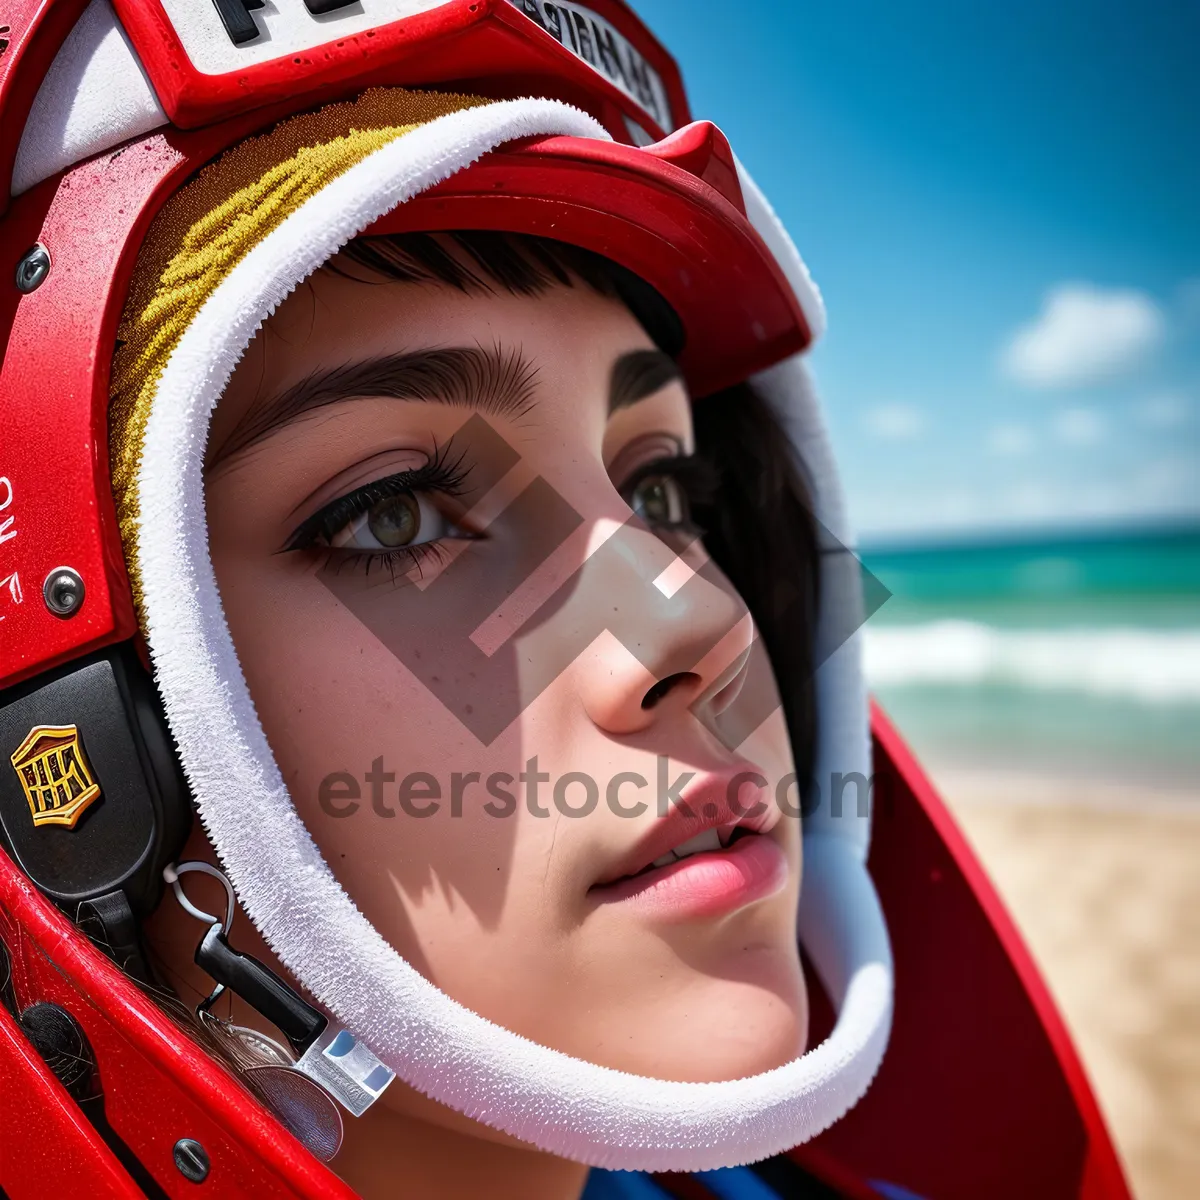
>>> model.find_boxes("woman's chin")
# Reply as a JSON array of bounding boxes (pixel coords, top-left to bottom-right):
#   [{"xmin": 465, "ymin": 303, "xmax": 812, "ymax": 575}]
[
  {"xmin": 650, "ymin": 995, "xmax": 809, "ymax": 1083},
  {"xmin": 580, "ymin": 955, "xmax": 810, "ymax": 1083}
]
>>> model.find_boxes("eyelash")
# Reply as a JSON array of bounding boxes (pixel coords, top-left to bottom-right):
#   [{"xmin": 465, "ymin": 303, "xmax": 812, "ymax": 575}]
[
  {"xmin": 282, "ymin": 443, "xmax": 472, "ymax": 578},
  {"xmin": 283, "ymin": 448, "xmax": 719, "ymax": 579},
  {"xmin": 619, "ymin": 453, "xmax": 720, "ymax": 531},
  {"xmin": 312, "ymin": 539, "xmax": 454, "ymax": 582}
]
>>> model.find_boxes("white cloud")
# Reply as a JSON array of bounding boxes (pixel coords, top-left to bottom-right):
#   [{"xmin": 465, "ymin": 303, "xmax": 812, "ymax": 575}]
[
  {"xmin": 861, "ymin": 403, "xmax": 925, "ymax": 440},
  {"xmin": 1135, "ymin": 391, "xmax": 1191, "ymax": 429},
  {"xmin": 1001, "ymin": 284, "xmax": 1165, "ymax": 387},
  {"xmin": 1054, "ymin": 407, "xmax": 1107, "ymax": 445},
  {"xmin": 987, "ymin": 423, "xmax": 1036, "ymax": 455}
]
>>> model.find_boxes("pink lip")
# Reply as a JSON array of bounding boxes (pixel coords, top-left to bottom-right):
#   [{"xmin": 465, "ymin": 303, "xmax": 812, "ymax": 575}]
[
  {"xmin": 589, "ymin": 833, "xmax": 788, "ymax": 920},
  {"xmin": 594, "ymin": 766, "xmax": 781, "ymax": 892}
]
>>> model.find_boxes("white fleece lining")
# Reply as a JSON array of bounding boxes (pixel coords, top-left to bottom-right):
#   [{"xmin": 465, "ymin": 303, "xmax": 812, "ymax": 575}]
[{"xmin": 136, "ymin": 97, "xmax": 892, "ymax": 1170}]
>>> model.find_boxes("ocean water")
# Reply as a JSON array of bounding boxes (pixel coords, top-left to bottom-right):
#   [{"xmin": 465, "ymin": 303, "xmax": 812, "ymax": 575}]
[{"xmin": 858, "ymin": 526, "xmax": 1200, "ymax": 788}]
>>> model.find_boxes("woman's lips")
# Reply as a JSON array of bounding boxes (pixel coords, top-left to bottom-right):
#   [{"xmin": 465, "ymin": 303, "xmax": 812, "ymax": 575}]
[{"xmin": 588, "ymin": 832, "xmax": 788, "ymax": 920}]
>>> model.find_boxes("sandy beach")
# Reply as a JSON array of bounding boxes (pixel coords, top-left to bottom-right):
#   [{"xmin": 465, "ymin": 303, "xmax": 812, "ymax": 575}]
[{"xmin": 927, "ymin": 766, "xmax": 1200, "ymax": 1200}]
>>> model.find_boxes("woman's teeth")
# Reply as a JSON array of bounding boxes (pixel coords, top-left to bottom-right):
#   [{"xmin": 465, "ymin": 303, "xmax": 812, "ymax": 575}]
[{"xmin": 650, "ymin": 827, "xmax": 724, "ymax": 869}]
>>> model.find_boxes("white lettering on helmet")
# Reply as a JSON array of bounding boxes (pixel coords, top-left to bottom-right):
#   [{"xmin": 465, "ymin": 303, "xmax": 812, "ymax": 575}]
[
  {"xmin": 0, "ymin": 477, "xmax": 19, "ymax": 624},
  {"xmin": 0, "ymin": 478, "xmax": 15, "ymax": 548},
  {"xmin": 506, "ymin": 1, "xmax": 672, "ymax": 130}
]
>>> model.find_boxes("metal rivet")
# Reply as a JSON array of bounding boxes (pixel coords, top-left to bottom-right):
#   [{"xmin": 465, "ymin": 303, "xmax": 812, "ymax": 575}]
[
  {"xmin": 173, "ymin": 1138, "xmax": 210, "ymax": 1183},
  {"xmin": 42, "ymin": 567, "xmax": 85, "ymax": 618},
  {"xmin": 15, "ymin": 245, "xmax": 50, "ymax": 294}
]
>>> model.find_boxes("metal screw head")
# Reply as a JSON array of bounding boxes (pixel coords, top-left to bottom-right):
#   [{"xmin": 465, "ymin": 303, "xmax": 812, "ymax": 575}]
[
  {"xmin": 173, "ymin": 1138, "xmax": 210, "ymax": 1183},
  {"xmin": 15, "ymin": 245, "xmax": 50, "ymax": 294},
  {"xmin": 42, "ymin": 567, "xmax": 85, "ymax": 617}
]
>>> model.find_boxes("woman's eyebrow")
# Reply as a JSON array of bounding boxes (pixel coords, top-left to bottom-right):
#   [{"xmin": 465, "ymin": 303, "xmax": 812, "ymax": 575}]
[
  {"xmin": 209, "ymin": 344, "xmax": 539, "ymax": 467},
  {"xmin": 608, "ymin": 348, "xmax": 684, "ymax": 415}
]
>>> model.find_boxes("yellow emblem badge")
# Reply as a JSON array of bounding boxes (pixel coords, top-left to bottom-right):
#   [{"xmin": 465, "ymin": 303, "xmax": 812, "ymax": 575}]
[{"xmin": 9, "ymin": 724, "xmax": 102, "ymax": 829}]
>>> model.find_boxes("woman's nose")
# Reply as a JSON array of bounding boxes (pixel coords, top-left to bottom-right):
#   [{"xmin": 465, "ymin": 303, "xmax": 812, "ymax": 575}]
[{"xmin": 572, "ymin": 519, "xmax": 756, "ymax": 737}]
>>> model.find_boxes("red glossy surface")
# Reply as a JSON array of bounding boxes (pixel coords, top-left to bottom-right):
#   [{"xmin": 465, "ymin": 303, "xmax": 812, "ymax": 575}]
[
  {"xmin": 367, "ymin": 125, "xmax": 809, "ymax": 393},
  {"xmin": 0, "ymin": 1002, "xmax": 142, "ymax": 1199}
]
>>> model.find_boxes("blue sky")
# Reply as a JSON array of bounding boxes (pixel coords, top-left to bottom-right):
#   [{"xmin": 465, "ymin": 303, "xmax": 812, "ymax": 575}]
[{"xmin": 633, "ymin": 0, "xmax": 1200, "ymax": 541}]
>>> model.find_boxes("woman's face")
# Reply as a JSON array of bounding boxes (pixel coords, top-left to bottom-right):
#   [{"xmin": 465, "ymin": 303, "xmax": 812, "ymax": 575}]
[{"xmin": 199, "ymin": 249, "xmax": 806, "ymax": 1108}]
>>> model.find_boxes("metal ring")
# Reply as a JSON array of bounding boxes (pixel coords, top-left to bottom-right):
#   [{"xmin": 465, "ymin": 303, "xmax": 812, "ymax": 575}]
[
  {"xmin": 163, "ymin": 861, "xmax": 237, "ymax": 934},
  {"xmin": 42, "ymin": 567, "xmax": 85, "ymax": 618},
  {"xmin": 15, "ymin": 245, "xmax": 51, "ymax": 294}
]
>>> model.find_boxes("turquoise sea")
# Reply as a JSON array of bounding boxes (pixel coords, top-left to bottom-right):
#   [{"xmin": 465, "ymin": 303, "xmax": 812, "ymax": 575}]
[{"xmin": 858, "ymin": 525, "xmax": 1200, "ymax": 788}]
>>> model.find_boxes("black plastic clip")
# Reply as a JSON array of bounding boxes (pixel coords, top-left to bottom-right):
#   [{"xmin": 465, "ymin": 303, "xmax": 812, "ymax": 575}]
[{"xmin": 194, "ymin": 923, "xmax": 327, "ymax": 1054}]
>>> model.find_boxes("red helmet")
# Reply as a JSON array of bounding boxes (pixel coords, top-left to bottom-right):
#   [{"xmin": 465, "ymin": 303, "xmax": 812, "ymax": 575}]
[{"xmin": 0, "ymin": 3, "xmax": 1131, "ymax": 1198}]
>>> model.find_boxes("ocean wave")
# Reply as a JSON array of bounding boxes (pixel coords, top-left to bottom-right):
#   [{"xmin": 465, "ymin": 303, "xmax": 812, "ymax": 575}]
[{"xmin": 861, "ymin": 621, "xmax": 1200, "ymax": 704}]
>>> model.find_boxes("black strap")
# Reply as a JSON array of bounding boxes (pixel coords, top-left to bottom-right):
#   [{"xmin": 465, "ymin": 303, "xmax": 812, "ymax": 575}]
[{"xmin": 76, "ymin": 890, "xmax": 153, "ymax": 985}]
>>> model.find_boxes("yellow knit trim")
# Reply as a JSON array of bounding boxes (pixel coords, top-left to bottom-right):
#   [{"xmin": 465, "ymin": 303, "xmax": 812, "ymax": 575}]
[{"xmin": 109, "ymin": 88, "xmax": 487, "ymax": 617}]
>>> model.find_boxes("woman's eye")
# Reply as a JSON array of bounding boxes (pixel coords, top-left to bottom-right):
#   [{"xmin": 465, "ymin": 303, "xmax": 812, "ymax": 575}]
[
  {"xmin": 627, "ymin": 473, "xmax": 690, "ymax": 528},
  {"xmin": 328, "ymin": 491, "xmax": 455, "ymax": 551}
]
